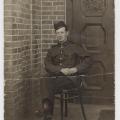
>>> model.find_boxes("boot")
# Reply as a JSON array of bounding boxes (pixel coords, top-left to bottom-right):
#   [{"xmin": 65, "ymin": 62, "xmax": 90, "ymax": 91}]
[{"xmin": 35, "ymin": 98, "xmax": 53, "ymax": 120}]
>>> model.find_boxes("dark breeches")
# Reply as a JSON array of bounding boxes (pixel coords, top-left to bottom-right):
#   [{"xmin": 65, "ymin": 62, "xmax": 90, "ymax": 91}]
[{"xmin": 47, "ymin": 75, "xmax": 82, "ymax": 102}]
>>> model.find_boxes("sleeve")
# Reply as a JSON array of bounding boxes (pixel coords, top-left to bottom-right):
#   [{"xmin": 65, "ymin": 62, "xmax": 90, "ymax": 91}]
[
  {"xmin": 44, "ymin": 49, "xmax": 62, "ymax": 75},
  {"xmin": 75, "ymin": 45, "xmax": 94, "ymax": 74}
]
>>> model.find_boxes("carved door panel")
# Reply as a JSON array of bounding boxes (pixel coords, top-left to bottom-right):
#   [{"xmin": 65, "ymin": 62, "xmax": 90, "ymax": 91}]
[{"xmin": 66, "ymin": 0, "xmax": 114, "ymax": 104}]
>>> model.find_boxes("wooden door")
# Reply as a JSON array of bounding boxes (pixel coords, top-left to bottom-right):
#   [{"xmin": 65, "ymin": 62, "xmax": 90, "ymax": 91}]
[{"xmin": 66, "ymin": 0, "xmax": 114, "ymax": 104}]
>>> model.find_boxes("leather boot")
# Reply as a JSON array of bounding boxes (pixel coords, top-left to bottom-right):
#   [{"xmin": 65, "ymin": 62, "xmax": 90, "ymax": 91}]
[{"xmin": 35, "ymin": 98, "xmax": 53, "ymax": 120}]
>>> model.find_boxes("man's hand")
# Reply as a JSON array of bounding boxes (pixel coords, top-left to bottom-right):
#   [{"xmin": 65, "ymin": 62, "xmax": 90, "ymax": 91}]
[
  {"xmin": 60, "ymin": 67, "xmax": 78, "ymax": 75},
  {"xmin": 60, "ymin": 68, "xmax": 70, "ymax": 75},
  {"xmin": 69, "ymin": 67, "xmax": 78, "ymax": 74}
]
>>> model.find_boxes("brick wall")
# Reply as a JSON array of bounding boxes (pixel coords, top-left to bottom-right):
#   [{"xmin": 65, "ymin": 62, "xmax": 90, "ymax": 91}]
[
  {"xmin": 41, "ymin": 0, "xmax": 66, "ymax": 71},
  {"xmin": 4, "ymin": 0, "xmax": 32, "ymax": 120},
  {"xmin": 31, "ymin": 0, "xmax": 41, "ymax": 74},
  {"xmin": 32, "ymin": 0, "xmax": 66, "ymax": 74},
  {"xmin": 31, "ymin": 0, "xmax": 66, "ymax": 111},
  {"xmin": 4, "ymin": 0, "xmax": 66, "ymax": 119}
]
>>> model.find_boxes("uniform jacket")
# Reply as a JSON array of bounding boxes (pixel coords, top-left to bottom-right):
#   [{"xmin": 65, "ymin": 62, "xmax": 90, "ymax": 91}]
[{"xmin": 44, "ymin": 40, "xmax": 93, "ymax": 76}]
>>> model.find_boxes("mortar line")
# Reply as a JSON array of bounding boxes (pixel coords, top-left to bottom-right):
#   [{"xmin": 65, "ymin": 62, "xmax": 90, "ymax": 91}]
[
  {"xmin": 31, "ymin": 0, "xmax": 33, "ymax": 72},
  {"xmin": 41, "ymin": 0, "xmax": 43, "ymax": 74},
  {"xmin": 65, "ymin": 0, "xmax": 66, "ymax": 23}
]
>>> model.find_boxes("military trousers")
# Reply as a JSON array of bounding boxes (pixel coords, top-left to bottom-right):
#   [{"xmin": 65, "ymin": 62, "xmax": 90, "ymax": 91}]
[{"xmin": 46, "ymin": 75, "xmax": 82, "ymax": 104}]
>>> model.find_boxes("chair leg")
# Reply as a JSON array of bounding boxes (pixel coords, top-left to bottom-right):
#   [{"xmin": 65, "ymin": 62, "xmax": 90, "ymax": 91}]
[
  {"xmin": 79, "ymin": 90, "xmax": 87, "ymax": 120},
  {"xmin": 60, "ymin": 93, "xmax": 64, "ymax": 120},
  {"xmin": 65, "ymin": 92, "xmax": 68, "ymax": 117}
]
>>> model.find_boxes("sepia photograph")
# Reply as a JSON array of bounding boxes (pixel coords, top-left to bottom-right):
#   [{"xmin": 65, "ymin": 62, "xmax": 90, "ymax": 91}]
[{"xmin": 4, "ymin": 0, "xmax": 115, "ymax": 120}]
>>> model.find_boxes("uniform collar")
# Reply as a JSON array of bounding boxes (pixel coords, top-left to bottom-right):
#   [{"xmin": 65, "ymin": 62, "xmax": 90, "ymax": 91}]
[{"xmin": 57, "ymin": 40, "xmax": 71, "ymax": 47}]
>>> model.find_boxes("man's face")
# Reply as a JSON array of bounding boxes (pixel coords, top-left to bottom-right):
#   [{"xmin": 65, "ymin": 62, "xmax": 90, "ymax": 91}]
[{"xmin": 55, "ymin": 27, "xmax": 69, "ymax": 43}]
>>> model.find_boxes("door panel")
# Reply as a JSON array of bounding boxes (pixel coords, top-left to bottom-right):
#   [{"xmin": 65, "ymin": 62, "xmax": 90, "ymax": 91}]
[
  {"xmin": 81, "ymin": 0, "xmax": 107, "ymax": 17},
  {"xmin": 66, "ymin": 0, "xmax": 114, "ymax": 104},
  {"xmin": 81, "ymin": 23, "xmax": 106, "ymax": 53}
]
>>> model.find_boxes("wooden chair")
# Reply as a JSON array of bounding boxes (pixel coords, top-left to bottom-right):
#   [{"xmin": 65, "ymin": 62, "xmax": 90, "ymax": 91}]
[{"xmin": 55, "ymin": 75, "xmax": 87, "ymax": 120}]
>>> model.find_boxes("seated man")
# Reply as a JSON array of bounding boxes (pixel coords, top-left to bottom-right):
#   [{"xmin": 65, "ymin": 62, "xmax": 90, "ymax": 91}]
[{"xmin": 37, "ymin": 21, "xmax": 93, "ymax": 120}]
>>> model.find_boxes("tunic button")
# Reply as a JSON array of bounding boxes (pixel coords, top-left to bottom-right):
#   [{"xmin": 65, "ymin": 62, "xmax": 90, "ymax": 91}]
[
  {"xmin": 60, "ymin": 57, "xmax": 63, "ymax": 60},
  {"xmin": 60, "ymin": 51, "xmax": 63, "ymax": 54},
  {"xmin": 60, "ymin": 63, "xmax": 62, "ymax": 66},
  {"xmin": 61, "ymin": 45, "xmax": 63, "ymax": 49}
]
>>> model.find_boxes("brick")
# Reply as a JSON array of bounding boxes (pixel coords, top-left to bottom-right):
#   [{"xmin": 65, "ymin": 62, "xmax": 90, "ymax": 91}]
[
  {"xmin": 57, "ymin": 6, "xmax": 65, "ymax": 10},
  {"xmin": 42, "ymin": 30, "xmax": 53, "ymax": 34},
  {"xmin": 32, "ymin": 20, "xmax": 41, "ymax": 24},
  {"xmin": 42, "ymin": 2, "xmax": 52, "ymax": 6},
  {"xmin": 32, "ymin": 30, "xmax": 40, "ymax": 34},
  {"xmin": 49, "ymin": 34, "xmax": 56, "ymax": 39},
  {"xmin": 53, "ymin": 11, "xmax": 64, "ymax": 15},
  {"xmin": 4, "ymin": 0, "xmax": 13, "ymax": 4},
  {"xmin": 42, "ymin": 20, "xmax": 52, "ymax": 24},
  {"xmin": 42, "ymin": 11, "xmax": 52, "ymax": 15},
  {"xmin": 42, "ymin": 39, "xmax": 51, "ymax": 43},
  {"xmin": 32, "ymin": 14, "xmax": 41, "ymax": 20},
  {"xmin": 42, "ymin": 44, "xmax": 50, "ymax": 49},
  {"xmin": 5, "ymin": 30, "xmax": 13, "ymax": 35},
  {"xmin": 15, "ymin": 18, "xmax": 24, "ymax": 23},
  {"xmin": 41, "ymin": 24, "xmax": 50, "ymax": 29},
  {"xmin": 32, "ymin": 0, "xmax": 41, "ymax": 4},
  {"xmin": 32, "ymin": 35, "xmax": 41, "ymax": 39},
  {"xmin": 4, "ymin": 48, "xmax": 12, "ymax": 54},
  {"xmin": 53, "ymin": 2, "xmax": 64, "ymax": 6},
  {"xmin": 42, "ymin": 7, "xmax": 55, "ymax": 11},
  {"xmin": 12, "ymin": 24, "xmax": 18, "ymax": 29},
  {"xmin": 32, "ymin": 10, "xmax": 41, "ymax": 15},
  {"xmin": 49, "ymin": 16, "xmax": 56, "ymax": 20},
  {"xmin": 57, "ymin": 16, "xmax": 65, "ymax": 19},
  {"xmin": 32, "ymin": 5, "xmax": 41, "ymax": 10},
  {"xmin": 33, "ymin": 25, "xmax": 41, "ymax": 29},
  {"xmin": 4, "ymin": 55, "xmax": 13, "ymax": 61},
  {"xmin": 4, "ymin": 23, "xmax": 12, "ymax": 29},
  {"xmin": 4, "ymin": 17, "xmax": 15, "ymax": 23},
  {"xmin": 12, "ymin": 30, "xmax": 19, "ymax": 35}
]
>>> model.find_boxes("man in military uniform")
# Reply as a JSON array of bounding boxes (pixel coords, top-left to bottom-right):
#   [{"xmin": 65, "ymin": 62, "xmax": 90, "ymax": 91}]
[{"xmin": 37, "ymin": 21, "xmax": 93, "ymax": 120}]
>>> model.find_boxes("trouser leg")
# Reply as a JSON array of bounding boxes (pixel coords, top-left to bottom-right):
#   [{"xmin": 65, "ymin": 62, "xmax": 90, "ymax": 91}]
[
  {"xmin": 46, "ymin": 76, "xmax": 78, "ymax": 113},
  {"xmin": 44, "ymin": 76, "xmax": 82, "ymax": 115}
]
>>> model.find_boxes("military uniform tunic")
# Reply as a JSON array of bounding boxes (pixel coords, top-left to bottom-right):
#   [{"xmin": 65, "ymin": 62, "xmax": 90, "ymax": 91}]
[{"xmin": 45, "ymin": 40, "xmax": 92, "ymax": 76}]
